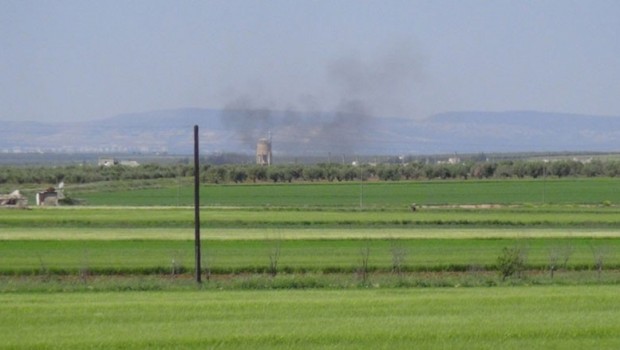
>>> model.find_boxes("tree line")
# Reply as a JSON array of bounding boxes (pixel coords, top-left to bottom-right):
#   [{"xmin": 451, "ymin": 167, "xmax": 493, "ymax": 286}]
[{"xmin": 2, "ymin": 159, "xmax": 620, "ymax": 186}]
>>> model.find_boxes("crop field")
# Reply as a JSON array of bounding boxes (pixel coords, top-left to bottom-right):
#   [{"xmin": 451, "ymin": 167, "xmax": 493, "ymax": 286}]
[
  {"xmin": 4, "ymin": 205, "xmax": 620, "ymax": 228},
  {"xmin": 2, "ymin": 287, "xmax": 620, "ymax": 349},
  {"xmin": 2, "ymin": 178, "xmax": 620, "ymax": 348},
  {"xmin": 2, "ymin": 237, "xmax": 620, "ymax": 275},
  {"xmin": 68, "ymin": 177, "xmax": 620, "ymax": 207}
]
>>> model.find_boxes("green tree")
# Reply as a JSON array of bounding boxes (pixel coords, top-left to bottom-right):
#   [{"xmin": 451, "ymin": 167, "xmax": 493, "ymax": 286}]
[
  {"xmin": 205, "ymin": 166, "xmax": 228, "ymax": 184},
  {"xmin": 229, "ymin": 167, "xmax": 248, "ymax": 183}
]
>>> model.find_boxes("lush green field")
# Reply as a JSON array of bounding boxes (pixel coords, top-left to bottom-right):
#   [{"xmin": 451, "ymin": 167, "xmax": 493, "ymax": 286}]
[
  {"xmin": 3, "ymin": 178, "xmax": 620, "ymax": 348},
  {"xmin": 3, "ymin": 205, "xmax": 620, "ymax": 228},
  {"xmin": 1, "ymin": 238, "xmax": 619, "ymax": 275},
  {"xmin": 1, "ymin": 190, "xmax": 620, "ymax": 277},
  {"xmin": 71, "ymin": 177, "xmax": 620, "ymax": 207},
  {"xmin": 2, "ymin": 202, "xmax": 619, "ymax": 277},
  {"xmin": 2, "ymin": 287, "xmax": 620, "ymax": 349}
]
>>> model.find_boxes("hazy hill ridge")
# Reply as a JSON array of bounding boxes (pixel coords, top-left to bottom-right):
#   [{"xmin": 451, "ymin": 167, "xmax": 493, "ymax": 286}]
[{"xmin": 2, "ymin": 110, "xmax": 619, "ymax": 155}]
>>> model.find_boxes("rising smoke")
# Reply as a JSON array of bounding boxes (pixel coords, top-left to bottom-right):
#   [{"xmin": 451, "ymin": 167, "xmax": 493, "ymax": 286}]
[
  {"xmin": 221, "ymin": 96, "xmax": 275, "ymax": 150},
  {"xmin": 219, "ymin": 43, "xmax": 424, "ymax": 155}
]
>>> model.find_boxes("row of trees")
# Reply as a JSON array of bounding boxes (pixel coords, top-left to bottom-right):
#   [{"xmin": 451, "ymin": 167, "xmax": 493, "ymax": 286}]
[
  {"xmin": 205, "ymin": 159, "xmax": 620, "ymax": 183},
  {"xmin": 0, "ymin": 164, "xmax": 193, "ymax": 185},
  {"xmin": 2, "ymin": 159, "xmax": 620, "ymax": 185}
]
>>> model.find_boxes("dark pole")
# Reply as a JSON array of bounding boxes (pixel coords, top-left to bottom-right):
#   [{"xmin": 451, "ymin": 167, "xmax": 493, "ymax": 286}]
[{"xmin": 194, "ymin": 125, "xmax": 202, "ymax": 283}]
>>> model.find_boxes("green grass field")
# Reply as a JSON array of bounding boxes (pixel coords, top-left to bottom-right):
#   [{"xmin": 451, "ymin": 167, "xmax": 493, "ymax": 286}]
[
  {"xmin": 70, "ymin": 177, "xmax": 620, "ymax": 207},
  {"xmin": 3, "ymin": 205, "xmax": 620, "ymax": 228},
  {"xmin": 2, "ymin": 287, "xmax": 620, "ymax": 349},
  {"xmin": 3, "ymin": 178, "xmax": 620, "ymax": 348},
  {"xmin": 2, "ymin": 199, "xmax": 620, "ymax": 276},
  {"xmin": 2, "ymin": 238, "xmax": 619, "ymax": 275}
]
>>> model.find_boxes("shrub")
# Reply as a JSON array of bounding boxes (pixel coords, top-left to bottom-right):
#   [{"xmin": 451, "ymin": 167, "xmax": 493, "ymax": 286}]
[{"xmin": 497, "ymin": 245, "xmax": 527, "ymax": 281}]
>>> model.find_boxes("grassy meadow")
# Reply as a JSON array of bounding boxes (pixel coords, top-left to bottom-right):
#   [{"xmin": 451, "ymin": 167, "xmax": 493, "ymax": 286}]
[
  {"xmin": 2, "ymin": 287, "xmax": 620, "ymax": 349},
  {"xmin": 65, "ymin": 177, "xmax": 620, "ymax": 207},
  {"xmin": 2, "ymin": 178, "xmax": 620, "ymax": 348},
  {"xmin": 2, "ymin": 238, "xmax": 620, "ymax": 276},
  {"xmin": 2, "ymin": 178, "xmax": 620, "ymax": 279},
  {"xmin": 3, "ymin": 205, "xmax": 620, "ymax": 228}
]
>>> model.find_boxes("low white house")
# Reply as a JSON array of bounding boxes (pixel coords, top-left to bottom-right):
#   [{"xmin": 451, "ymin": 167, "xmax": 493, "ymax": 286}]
[
  {"xmin": 98, "ymin": 157, "xmax": 118, "ymax": 166},
  {"xmin": 36, "ymin": 188, "xmax": 59, "ymax": 206},
  {"xmin": 0, "ymin": 190, "xmax": 28, "ymax": 207}
]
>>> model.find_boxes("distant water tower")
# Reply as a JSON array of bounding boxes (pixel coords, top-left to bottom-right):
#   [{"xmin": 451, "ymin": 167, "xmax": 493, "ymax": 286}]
[{"xmin": 256, "ymin": 136, "xmax": 272, "ymax": 166}]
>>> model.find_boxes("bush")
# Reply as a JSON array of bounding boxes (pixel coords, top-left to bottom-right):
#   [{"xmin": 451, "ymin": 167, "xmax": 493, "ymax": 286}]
[{"xmin": 497, "ymin": 245, "xmax": 527, "ymax": 281}]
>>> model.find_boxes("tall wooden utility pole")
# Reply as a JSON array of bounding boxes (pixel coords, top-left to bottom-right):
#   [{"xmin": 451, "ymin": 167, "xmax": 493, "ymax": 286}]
[{"xmin": 194, "ymin": 125, "xmax": 201, "ymax": 283}]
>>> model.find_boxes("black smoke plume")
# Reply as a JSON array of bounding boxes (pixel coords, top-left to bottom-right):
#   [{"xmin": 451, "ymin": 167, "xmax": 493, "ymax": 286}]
[{"xmin": 220, "ymin": 43, "xmax": 423, "ymax": 155}]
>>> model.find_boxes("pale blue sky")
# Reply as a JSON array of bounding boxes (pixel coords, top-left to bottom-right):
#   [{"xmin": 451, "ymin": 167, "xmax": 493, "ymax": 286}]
[{"xmin": 1, "ymin": 0, "xmax": 619, "ymax": 122}]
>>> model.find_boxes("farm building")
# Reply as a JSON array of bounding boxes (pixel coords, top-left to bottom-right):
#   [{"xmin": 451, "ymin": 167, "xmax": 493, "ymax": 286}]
[
  {"xmin": 0, "ymin": 190, "xmax": 28, "ymax": 208},
  {"xmin": 98, "ymin": 157, "xmax": 118, "ymax": 166},
  {"xmin": 119, "ymin": 160, "xmax": 140, "ymax": 167},
  {"xmin": 36, "ymin": 188, "xmax": 60, "ymax": 206},
  {"xmin": 98, "ymin": 157, "xmax": 139, "ymax": 167}
]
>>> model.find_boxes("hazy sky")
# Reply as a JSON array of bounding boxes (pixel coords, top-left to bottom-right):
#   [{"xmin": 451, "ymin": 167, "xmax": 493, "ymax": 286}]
[{"xmin": 2, "ymin": 0, "xmax": 619, "ymax": 122}]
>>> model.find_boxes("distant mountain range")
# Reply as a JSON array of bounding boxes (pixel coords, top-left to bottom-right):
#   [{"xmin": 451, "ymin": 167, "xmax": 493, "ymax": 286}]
[{"xmin": 2, "ymin": 109, "xmax": 619, "ymax": 156}]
